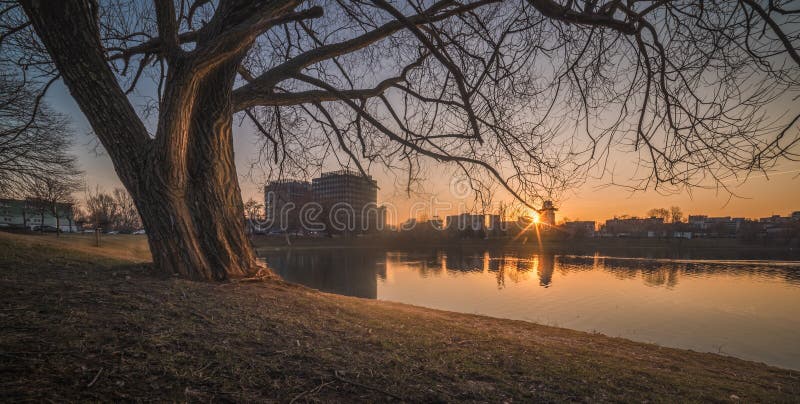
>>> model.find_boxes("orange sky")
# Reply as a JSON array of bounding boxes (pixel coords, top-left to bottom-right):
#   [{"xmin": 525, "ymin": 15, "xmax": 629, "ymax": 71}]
[
  {"xmin": 346, "ymin": 166, "xmax": 800, "ymax": 224},
  {"xmin": 49, "ymin": 81, "xmax": 800, "ymax": 224},
  {"xmin": 557, "ymin": 170, "xmax": 800, "ymax": 222}
]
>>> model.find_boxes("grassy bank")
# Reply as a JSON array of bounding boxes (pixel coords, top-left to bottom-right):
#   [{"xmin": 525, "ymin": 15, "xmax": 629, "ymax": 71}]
[{"xmin": 1, "ymin": 232, "xmax": 798, "ymax": 402}]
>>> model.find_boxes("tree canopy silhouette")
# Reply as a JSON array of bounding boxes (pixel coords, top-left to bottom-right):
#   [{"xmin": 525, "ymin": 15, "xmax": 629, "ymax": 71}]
[{"xmin": 2, "ymin": 0, "xmax": 797, "ymax": 280}]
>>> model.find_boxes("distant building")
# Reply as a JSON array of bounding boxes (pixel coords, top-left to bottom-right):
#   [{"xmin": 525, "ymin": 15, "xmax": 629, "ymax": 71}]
[
  {"xmin": 407, "ymin": 216, "xmax": 445, "ymax": 231},
  {"xmin": 760, "ymin": 215, "xmax": 793, "ymax": 225},
  {"xmin": 501, "ymin": 220, "xmax": 522, "ymax": 233},
  {"xmin": 488, "ymin": 214, "xmax": 501, "ymax": 235},
  {"xmin": 563, "ymin": 221, "xmax": 596, "ymax": 237},
  {"xmin": 757, "ymin": 214, "xmax": 797, "ymax": 238},
  {"xmin": 687, "ymin": 215, "xmax": 743, "ymax": 235},
  {"xmin": 429, "ymin": 216, "xmax": 444, "ymax": 230},
  {"xmin": 602, "ymin": 217, "xmax": 664, "ymax": 237},
  {"xmin": 0, "ymin": 198, "xmax": 76, "ymax": 232},
  {"xmin": 687, "ymin": 215, "xmax": 708, "ymax": 228},
  {"xmin": 0, "ymin": 199, "xmax": 25, "ymax": 228},
  {"xmin": 263, "ymin": 180, "xmax": 312, "ymax": 231},
  {"xmin": 398, "ymin": 218, "xmax": 417, "ymax": 231},
  {"xmin": 446, "ymin": 213, "xmax": 484, "ymax": 232},
  {"xmin": 540, "ymin": 200, "xmax": 557, "ymax": 227},
  {"xmin": 445, "ymin": 213, "xmax": 501, "ymax": 236},
  {"xmin": 312, "ymin": 170, "xmax": 382, "ymax": 233}
]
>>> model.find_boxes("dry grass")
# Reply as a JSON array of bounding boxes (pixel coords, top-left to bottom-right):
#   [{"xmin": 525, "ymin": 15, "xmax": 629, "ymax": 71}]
[
  {"xmin": 1, "ymin": 231, "xmax": 798, "ymax": 402},
  {"xmin": 2, "ymin": 232, "xmax": 152, "ymax": 262}
]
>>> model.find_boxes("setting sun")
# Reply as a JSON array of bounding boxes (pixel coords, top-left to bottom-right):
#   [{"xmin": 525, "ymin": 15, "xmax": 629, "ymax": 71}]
[{"xmin": 531, "ymin": 211, "xmax": 540, "ymax": 224}]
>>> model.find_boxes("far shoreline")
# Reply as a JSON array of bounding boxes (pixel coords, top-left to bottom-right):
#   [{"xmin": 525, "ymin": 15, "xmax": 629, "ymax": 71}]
[{"xmin": 253, "ymin": 235, "xmax": 800, "ymax": 261}]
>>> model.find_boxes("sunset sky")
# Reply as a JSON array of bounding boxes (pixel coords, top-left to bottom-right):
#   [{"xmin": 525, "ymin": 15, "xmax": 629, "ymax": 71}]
[{"xmin": 48, "ymin": 80, "xmax": 800, "ymax": 224}]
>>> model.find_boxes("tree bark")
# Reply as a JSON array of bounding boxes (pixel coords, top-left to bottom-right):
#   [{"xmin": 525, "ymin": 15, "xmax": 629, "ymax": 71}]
[
  {"xmin": 134, "ymin": 60, "xmax": 258, "ymax": 280},
  {"xmin": 22, "ymin": 0, "xmax": 260, "ymax": 280}
]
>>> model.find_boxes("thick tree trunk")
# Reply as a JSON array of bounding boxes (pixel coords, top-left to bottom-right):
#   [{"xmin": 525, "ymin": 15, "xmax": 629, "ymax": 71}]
[
  {"xmin": 124, "ymin": 68, "xmax": 259, "ymax": 279},
  {"xmin": 22, "ymin": 0, "xmax": 261, "ymax": 281},
  {"xmin": 133, "ymin": 110, "xmax": 259, "ymax": 280},
  {"xmin": 136, "ymin": 50, "xmax": 259, "ymax": 279},
  {"xmin": 134, "ymin": 180, "xmax": 258, "ymax": 280}
]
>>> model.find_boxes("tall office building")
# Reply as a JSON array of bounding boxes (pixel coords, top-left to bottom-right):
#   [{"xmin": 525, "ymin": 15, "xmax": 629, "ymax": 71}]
[
  {"xmin": 263, "ymin": 180, "xmax": 312, "ymax": 231},
  {"xmin": 312, "ymin": 170, "xmax": 381, "ymax": 233}
]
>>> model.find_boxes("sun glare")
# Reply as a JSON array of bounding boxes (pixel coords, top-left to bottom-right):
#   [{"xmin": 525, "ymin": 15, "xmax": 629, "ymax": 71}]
[{"xmin": 531, "ymin": 211, "xmax": 540, "ymax": 224}]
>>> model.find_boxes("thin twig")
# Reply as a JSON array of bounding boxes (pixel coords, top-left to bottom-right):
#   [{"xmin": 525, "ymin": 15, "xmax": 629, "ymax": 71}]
[
  {"xmin": 87, "ymin": 367, "xmax": 103, "ymax": 388},
  {"xmin": 333, "ymin": 371, "xmax": 404, "ymax": 401},
  {"xmin": 289, "ymin": 380, "xmax": 334, "ymax": 404}
]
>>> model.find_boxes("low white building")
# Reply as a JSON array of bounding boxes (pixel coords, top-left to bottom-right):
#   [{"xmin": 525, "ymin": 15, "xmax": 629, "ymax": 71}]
[{"xmin": 0, "ymin": 198, "xmax": 77, "ymax": 232}]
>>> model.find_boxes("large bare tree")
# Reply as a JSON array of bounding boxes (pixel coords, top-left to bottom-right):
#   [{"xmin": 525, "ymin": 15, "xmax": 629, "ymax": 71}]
[{"xmin": 2, "ymin": 0, "xmax": 797, "ymax": 280}]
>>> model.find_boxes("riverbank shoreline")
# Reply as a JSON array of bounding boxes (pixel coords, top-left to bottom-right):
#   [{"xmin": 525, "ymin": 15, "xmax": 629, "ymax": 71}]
[
  {"xmin": 3, "ymin": 230, "xmax": 796, "ymax": 260},
  {"xmin": 253, "ymin": 235, "xmax": 800, "ymax": 260},
  {"xmin": 1, "ymin": 231, "xmax": 798, "ymax": 401}
]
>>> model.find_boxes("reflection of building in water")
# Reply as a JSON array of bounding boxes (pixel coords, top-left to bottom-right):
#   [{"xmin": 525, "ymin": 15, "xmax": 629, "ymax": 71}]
[
  {"xmin": 641, "ymin": 266, "xmax": 679, "ymax": 288},
  {"xmin": 487, "ymin": 254, "xmax": 502, "ymax": 272},
  {"xmin": 264, "ymin": 250, "xmax": 384, "ymax": 299},
  {"xmin": 515, "ymin": 257, "xmax": 533, "ymax": 273},
  {"xmin": 398, "ymin": 252, "xmax": 445, "ymax": 277},
  {"xmin": 436, "ymin": 250, "xmax": 558, "ymax": 288},
  {"xmin": 444, "ymin": 251, "xmax": 485, "ymax": 272},
  {"xmin": 537, "ymin": 253, "xmax": 556, "ymax": 287},
  {"xmin": 372, "ymin": 249, "xmax": 568, "ymax": 289}
]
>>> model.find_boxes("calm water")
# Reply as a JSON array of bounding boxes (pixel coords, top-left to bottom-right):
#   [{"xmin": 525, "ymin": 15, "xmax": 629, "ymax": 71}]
[{"xmin": 261, "ymin": 248, "xmax": 800, "ymax": 370}]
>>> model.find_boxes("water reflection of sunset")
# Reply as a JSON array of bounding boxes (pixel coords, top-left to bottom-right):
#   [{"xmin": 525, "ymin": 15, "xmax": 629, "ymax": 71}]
[{"xmin": 266, "ymin": 248, "xmax": 800, "ymax": 370}]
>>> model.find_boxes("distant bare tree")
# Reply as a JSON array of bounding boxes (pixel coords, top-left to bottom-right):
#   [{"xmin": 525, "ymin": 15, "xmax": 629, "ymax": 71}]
[
  {"xmin": 647, "ymin": 208, "xmax": 670, "ymax": 222},
  {"xmin": 669, "ymin": 206, "xmax": 683, "ymax": 224},
  {"xmin": 71, "ymin": 204, "xmax": 88, "ymax": 230},
  {"xmin": 25, "ymin": 173, "xmax": 82, "ymax": 235},
  {"xmin": 0, "ymin": 73, "xmax": 78, "ymax": 197},
  {"xmin": 3, "ymin": 1, "xmax": 798, "ymax": 280},
  {"xmin": 243, "ymin": 197, "xmax": 263, "ymax": 235},
  {"xmin": 112, "ymin": 188, "xmax": 142, "ymax": 232},
  {"xmin": 84, "ymin": 187, "xmax": 119, "ymax": 232}
]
